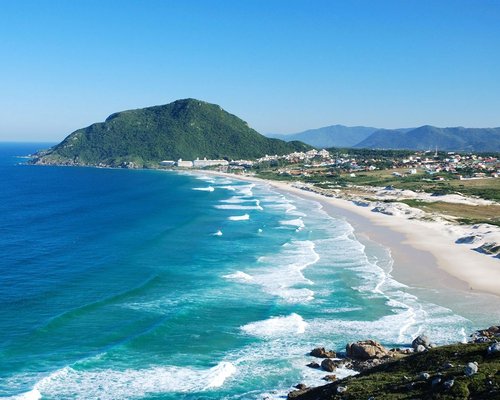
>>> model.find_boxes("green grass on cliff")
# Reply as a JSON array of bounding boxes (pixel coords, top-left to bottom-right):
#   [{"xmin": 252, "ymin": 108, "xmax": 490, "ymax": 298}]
[{"xmin": 293, "ymin": 343, "xmax": 500, "ymax": 400}]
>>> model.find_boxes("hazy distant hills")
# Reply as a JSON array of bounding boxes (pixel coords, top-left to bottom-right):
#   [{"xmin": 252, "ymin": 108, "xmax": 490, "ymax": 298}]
[
  {"xmin": 33, "ymin": 99, "xmax": 311, "ymax": 168},
  {"xmin": 268, "ymin": 125, "xmax": 500, "ymax": 152},
  {"xmin": 355, "ymin": 126, "xmax": 500, "ymax": 152},
  {"xmin": 267, "ymin": 125, "xmax": 378, "ymax": 148}
]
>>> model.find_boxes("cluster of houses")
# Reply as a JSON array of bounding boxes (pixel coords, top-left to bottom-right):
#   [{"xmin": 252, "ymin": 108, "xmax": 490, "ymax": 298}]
[
  {"xmin": 391, "ymin": 152, "xmax": 500, "ymax": 180},
  {"xmin": 257, "ymin": 149, "xmax": 332, "ymax": 164},
  {"xmin": 160, "ymin": 150, "xmax": 499, "ymax": 181},
  {"xmin": 261, "ymin": 149, "xmax": 499, "ymax": 180}
]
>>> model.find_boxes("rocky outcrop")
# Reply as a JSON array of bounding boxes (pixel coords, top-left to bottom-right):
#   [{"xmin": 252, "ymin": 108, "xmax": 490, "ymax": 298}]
[
  {"xmin": 288, "ymin": 340, "xmax": 500, "ymax": 400},
  {"xmin": 464, "ymin": 361, "xmax": 478, "ymax": 376},
  {"xmin": 320, "ymin": 359, "xmax": 336, "ymax": 372},
  {"xmin": 346, "ymin": 340, "xmax": 390, "ymax": 360},
  {"xmin": 470, "ymin": 325, "xmax": 500, "ymax": 343},
  {"xmin": 310, "ymin": 347, "xmax": 336, "ymax": 358},
  {"xmin": 488, "ymin": 342, "xmax": 500, "ymax": 355},
  {"xmin": 456, "ymin": 234, "xmax": 483, "ymax": 244},
  {"xmin": 411, "ymin": 335, "xmax": 433, "ymax": 351},
  {"xmin": 473, "ymin": 242, "xmax": 500, "ymax": 257}
]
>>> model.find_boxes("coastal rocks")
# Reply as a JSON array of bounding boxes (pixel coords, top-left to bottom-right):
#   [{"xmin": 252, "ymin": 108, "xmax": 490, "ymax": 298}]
[
  {"xmin": 474, "ymin": 242, "xmax": 500, "ymax": 257},
  {"xmin": 412, "ymin": 335, "xmax": 433, "ymax": 351},
  {"xmin": 470, "ymin": 325, "xmax": 500, "ymax": 343},
  {"xmin": 306, "ymin": 362, "xmax": 320, "ymax": 369},
  {"xmin": 419, "ymin": 372, "xmax": 430, "ymax": 380},
  {"xmin": 352, "ymin": 199, "xmax": 371, "ymax": 207},
  {"xmin": 443, "ymin": 378, "xmax": 455, "ymax": 390},
  {"xmin": 488, "ymin": 342, "xmax": 500, "ymax": 355},
  {"xmin": 456, "ymin": 234, "xmax": 483, "ymax": 244},
  {"xmin": 443, "ymin": 362, "xmax": 454, "ymax": 369},
  {"xmin": 322, "ymin": 374, "xmax": 337, "ymax": 382},
  {"xmin": 346, "ymin": 340, "xmax": 390, "ymax": 360},
  {"xmin": 416, "ymin": 345, "xmax": 427, "ymax": 353},
  {"xmin": 431, "ymin": 374, "xmax": 442, "ymax": 387},
  {"xmin": 464, "ymin": 361, "xmax": 478, "ymax": 376},
  {"xmin": 287, "ymin": 389, "xmax": 307, "ymax": 399},
  {"xmin": 310, "ymin": 347, "xmax": 336, "ymax": 358},
  {"xmin": 320, "ymin": 359, "xmax": 336, "ymax": 372}
]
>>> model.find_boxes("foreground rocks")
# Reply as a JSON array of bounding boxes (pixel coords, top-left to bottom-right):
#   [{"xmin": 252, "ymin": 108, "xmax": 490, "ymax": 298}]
[
  {"xmin": 289, "ymin": 338, "xmax": 500, "ymax": 400},
  {"xmin": 470, "ymin": 325, "xmax": 500, "ymax": 343}
]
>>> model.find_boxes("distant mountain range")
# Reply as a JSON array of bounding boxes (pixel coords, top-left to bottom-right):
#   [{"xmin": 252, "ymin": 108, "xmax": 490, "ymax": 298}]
[
  {"xmin": 355, "ymin": 125, "xmax": 500, "ymax": 152},
  {"xmin": 32, "ymin": 99, "xmax": 311, "ymax": 168},
  {"xmin": 267, "ymin": 125, "xmax": 378, "ymax": 148},
  {"xmin": 267, "ymin": 125, "xmax": 500, "ymax": 152}
]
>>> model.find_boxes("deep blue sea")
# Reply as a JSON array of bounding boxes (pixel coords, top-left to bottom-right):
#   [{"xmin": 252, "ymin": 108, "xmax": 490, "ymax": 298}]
[{"xmin": 0, "ymin": 143, "xmax": 497, "ymax": 399}]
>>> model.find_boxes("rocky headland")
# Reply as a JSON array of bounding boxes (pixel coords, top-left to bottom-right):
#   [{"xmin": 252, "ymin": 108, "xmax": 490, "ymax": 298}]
[{"xmin": 287, "ymin": 326, "xmax": 500, "ymax": 400}]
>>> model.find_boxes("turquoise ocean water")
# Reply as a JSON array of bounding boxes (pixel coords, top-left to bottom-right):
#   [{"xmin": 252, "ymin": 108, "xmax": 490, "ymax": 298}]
[{"xmin": 0, "ymin": 143, "xmax": 497, "ymax": 399}]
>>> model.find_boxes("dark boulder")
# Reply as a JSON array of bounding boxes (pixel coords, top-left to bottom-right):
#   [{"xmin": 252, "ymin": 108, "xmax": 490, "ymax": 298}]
[
  {"xmin": 321, "ymin": 358, "xmax": 337, "ymax": 372},
  {"xmin": 309, "ymin": 347, "xmax": 336, "ymax": 358}
]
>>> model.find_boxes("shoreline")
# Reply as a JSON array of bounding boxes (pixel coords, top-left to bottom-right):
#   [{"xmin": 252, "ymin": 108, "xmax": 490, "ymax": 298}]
[{"xmin": 200, "ymin": 170, "xmax": 500, "ymax": 300}]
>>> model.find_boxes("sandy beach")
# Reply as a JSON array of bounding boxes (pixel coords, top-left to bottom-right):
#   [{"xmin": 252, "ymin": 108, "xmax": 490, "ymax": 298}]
[{"xmin": 203, "ymin": 171, "xmax": 500, "ymax": 301}]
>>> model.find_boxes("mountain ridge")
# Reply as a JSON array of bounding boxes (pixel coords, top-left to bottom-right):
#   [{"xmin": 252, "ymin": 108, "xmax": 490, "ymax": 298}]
[
  {"xmin": 355, "ymin": 125, "xmax": 500, "ymax": 152},
  {"xmin": 270, "ymin": 124, "xmax": 500, "ymax": 152},
  {"xmin": 266, "ymin": 125, "xmax": 378, "ymax": 148},
  {"xmin": 32, "ymin": 99, "xmax": 311, "ymax": 168}
]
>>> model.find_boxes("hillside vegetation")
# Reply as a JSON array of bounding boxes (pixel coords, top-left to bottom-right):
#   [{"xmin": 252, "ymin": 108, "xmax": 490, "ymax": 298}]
[{"xmin": 33, "ymin": 99, "xmax": 311, "ymax": 168}]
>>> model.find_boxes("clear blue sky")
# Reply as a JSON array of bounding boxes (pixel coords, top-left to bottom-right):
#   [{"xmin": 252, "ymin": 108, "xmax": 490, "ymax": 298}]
[{"xmin": 1, "ymin": 0, "xmax": 499, "ymax": 141}]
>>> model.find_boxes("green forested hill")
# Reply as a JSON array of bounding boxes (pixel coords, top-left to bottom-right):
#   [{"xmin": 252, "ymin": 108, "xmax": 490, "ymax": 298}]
[{"xmin": 33, "ymin": 99, "xmax": 311, "ymax": 167}]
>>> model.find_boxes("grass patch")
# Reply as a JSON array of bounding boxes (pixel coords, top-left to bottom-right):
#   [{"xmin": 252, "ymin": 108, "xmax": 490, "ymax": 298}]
[{"xmin": 397, "ymin": 200, "xmax": 500, "ymax": 226}]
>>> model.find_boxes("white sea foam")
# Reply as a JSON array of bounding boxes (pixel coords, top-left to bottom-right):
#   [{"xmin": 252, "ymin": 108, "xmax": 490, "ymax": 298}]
[
  {"xmin": 213, "ymin": 179, "xmax": 233, "ymax": 185},
  {"xmin": 279, "ymin": 218, "xmax": 305, "ymax": 229},
  {"xmin": 11, "ymin": 362, "xmax": 236, "ymax": 399},
  {"xmin": 215, "ymin": 204, "xmax": 263, "ymax": 210},
  {"xmin": 228, "ymin": 214, "xmax": 250, "ymax": 221},
  {"xmin": 9, "ymin": 389, "xmax": 42, "ymax": 400},
  {"xmin": 243, "ymin": 240, "xmax": 319, "ymax": 303},
  {"xmin": 259, "ymin": 193, "xmax": 308, "ymax": 216},
  {"xmin": 241, "ymin": 313, "xmax": 307, "ymax": 338},
  {"xmin": 194, "ymin": 175, "xmax": 215, "ymax": 182},
  {"xmin": 219, "ymin": 196, "xmax": 255, "ymax": 204},
  {"xmin": 192, "ymin": 186, "xmax": 215, "ymax": 192},
  {"xmin": 212, "ymin": 230, "xmax": 223, "ymax": 236},
  {"xmin": 236, "ymin": 184, "xmax": 255, "ymax": 197},
  {"xmin": 218, "ymin": 185, "xmax": 237, "ymax": 191},
  {"xmin": 223, "ymin": 271, "xmax": 254, "ymax": 282}
]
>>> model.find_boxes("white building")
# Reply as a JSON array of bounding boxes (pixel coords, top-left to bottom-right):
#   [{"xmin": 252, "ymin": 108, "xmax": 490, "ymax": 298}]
[
  {"xmin": 176, "ymin": 159, "xmax": 194, "ymax": 168},
  {"xmin": 193, "ymin": 158, "xmax": 229, "ymax": 168}
]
